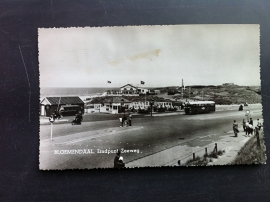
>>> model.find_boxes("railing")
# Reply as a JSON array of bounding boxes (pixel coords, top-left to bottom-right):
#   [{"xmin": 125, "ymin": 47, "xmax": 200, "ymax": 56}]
[{"xmin": 176, "ymin": 143, "xmax": 219, "ymax": 166}]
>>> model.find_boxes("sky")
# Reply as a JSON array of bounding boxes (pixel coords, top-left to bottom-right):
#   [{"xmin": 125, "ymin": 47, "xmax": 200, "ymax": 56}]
[{"xmin": 39, "ymin": 24, "xmax": 260, "ymax": 88}]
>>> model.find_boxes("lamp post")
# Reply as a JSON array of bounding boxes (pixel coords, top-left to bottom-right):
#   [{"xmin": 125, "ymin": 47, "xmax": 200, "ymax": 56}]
[{"xmin": 150, "ymin": 99, "xmax": 154, "ymax": 117}]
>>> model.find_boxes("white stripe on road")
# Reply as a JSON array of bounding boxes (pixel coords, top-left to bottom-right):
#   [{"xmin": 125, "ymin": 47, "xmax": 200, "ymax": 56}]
[{"xmin": 56, "ymin": 126, "xmax": 143, "ymax": 145}]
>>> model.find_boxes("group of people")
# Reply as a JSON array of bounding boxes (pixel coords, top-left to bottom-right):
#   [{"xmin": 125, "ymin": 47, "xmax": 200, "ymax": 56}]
[
  {"xmin": 51, "ymin": 110, "xmax": 62, "ymax": 120},
  {"xmin": 233, "ymin": 118, "xmax": 262, "ymax": 137},
  {"xmin": 120, "ymin": 113, "xmax": 132, "ymax": 127}
]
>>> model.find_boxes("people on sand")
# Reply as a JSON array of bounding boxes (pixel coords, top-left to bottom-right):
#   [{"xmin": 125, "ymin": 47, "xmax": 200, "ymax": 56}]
[
  {"xmin": 114, "ymin": 150, "xmax": 125, "ymax": 168},
  {"xmin": 232, "ymin": 120, "xmax": 239, "ymax": 137}
]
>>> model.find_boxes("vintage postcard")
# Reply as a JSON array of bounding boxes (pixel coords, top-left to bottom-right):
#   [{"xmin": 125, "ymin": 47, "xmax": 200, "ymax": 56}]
[{"xmin": 39, "ymin": 25, "xmax": 265, "ymax": 170}]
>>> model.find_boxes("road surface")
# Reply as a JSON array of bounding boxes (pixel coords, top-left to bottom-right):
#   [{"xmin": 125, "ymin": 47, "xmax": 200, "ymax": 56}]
[{"xmin": 39, "ymin": 104, "xmax": 262, "ymax": 169}]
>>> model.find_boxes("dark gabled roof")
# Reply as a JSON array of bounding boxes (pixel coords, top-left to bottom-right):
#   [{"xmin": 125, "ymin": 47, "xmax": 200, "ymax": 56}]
[
  {"xmin": 120, "ymin": 84, "xmax": 138, "ymax": 89},
  {"xmin": 45, "ymin": 97, "xmax": 84, "ymax": 105}
]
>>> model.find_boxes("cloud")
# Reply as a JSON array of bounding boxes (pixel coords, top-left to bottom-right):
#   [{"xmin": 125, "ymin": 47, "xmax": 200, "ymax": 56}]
[
  {"xmin": 128, "ymin": 49, "xmax": 161, "ymax": 61},
  {"xmin": 108, "ymin": 49, "xmax": 161, "ymax": 66}
]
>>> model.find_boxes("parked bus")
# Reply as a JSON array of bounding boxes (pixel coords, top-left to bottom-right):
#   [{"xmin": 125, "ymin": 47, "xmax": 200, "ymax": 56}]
[{"xmin": 184, "ymin": 101, "xmax": 215, "ymax": 115}]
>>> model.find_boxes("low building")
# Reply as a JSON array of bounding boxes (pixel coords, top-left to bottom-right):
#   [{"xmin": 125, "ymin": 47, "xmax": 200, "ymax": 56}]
[
  {"xmin": 120, "ymin": 84, "xmax": 149, "ymax": 95},
  {"xmin": 89, "ymin": 97, "xmax": 131, "ymax": 114},
  {"xmin": 129, "ymin": 98, "xmax": 173, "ymax": 110},
  {"xmin": 40, "ymin": 96, "xmax": 84, "ymax": 117},
  {"xmin": 222, "ymin": 83, "xmax": 234, "ymax": 86}
]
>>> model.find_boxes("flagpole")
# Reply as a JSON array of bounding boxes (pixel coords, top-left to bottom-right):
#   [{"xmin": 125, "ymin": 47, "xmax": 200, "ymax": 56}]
[{"xmin": 57, "ymin": 96, "xmax": 61, "ymax": 112}]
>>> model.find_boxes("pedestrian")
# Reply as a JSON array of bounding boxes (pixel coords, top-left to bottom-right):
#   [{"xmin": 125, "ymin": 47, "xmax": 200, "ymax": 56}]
[
  {"xmin": 120, "ymin": 114, "xmax": 127, "ymax": 127},
  {"xmin": 249, "ymin": 118, "xmax": 253, "ymax": 126},
  {"xmin": 245, "ymin": 123, "xmax": 249, "ymax": 136},
  {"xmin": 242, "ymin": 119, "xmax": 246, "ymax": 132},
  {"xmin": 257, "ymin": 119, "xmax": 262, "ymax": 131},
  {"xmin": 114, "ymin": 150, "xmax": 125, "ymax": 168},
  {"xmin": 119, "ymin": 117, "xmax": 122, "ymax": 127},
  {"xmin": 232, "ymin": 120, "xmax": 239, "ymax": 137},
  {"xmin": 249, "ymin": 124, "xmax": 254, "ymax": 136},
  {"xmin": 123, "ymin": 114, "xmax": 128, "ymax": 127},
  {"xmin": 128, "ymin": 113, "xmax": 132, "ymax": 126}
]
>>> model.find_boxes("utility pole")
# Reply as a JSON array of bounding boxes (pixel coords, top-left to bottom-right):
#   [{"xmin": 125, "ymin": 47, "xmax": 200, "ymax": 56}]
[{"xmin": 189, "ymin": 86, "xmax": 191, "ymax": 100}]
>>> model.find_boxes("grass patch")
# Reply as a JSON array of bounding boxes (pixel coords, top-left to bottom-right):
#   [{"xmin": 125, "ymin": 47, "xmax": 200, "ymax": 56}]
[
  {"xmin": 185, "ymin": 150, "xmax": 225, "ymax": 166},
  {"xmin": 232, "ymin": 131, "xmax": 266, "ymax": 165}
]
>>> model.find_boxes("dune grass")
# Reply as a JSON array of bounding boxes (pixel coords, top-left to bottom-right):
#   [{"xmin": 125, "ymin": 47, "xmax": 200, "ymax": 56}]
[
  {"xmin": 185, "ymin": 150, "xmax": 225, "ymax": 166},
  {"xmin": 232, "ymin": 131, "xmax": 266, "ymax": 165}
]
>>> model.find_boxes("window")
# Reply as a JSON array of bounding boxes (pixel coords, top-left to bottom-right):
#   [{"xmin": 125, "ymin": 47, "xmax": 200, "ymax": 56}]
[{"xmin": 113, "ymin": 106, "xmax": 117, "ymax": 110}]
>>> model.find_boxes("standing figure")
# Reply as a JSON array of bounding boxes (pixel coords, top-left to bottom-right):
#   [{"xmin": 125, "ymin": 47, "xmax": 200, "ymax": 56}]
[
  {"xmin": 233, "ymin": 120, "xmax": 239, "ymax": 137},
  {"xmin": 249, "ymin": 118, "xmax": 253, "ymax": 126},
  {"xmin": 249, "ymin": 124, "xmax": 254, "ymax": 136},
  {"xmin": 128, "ymin": 113, "xmax": 132, "ymax": 126},
  {"xmin": 257, "ymin": 119, "xmax": 262, "ymax": 131},
  {"xmin": 120, "ymin": 114, "xmax": 127, "ymax": 127},
  {"xmin": 114, "ymin": 150, "xmax": 125, "ymax": 168},
  {"xmin": 242, "ymin": 119, "xmax": 246, "ymax": 132},
  {"xmin": 245, "ymin": 123, "xmax": 250, "ymax": 136}
]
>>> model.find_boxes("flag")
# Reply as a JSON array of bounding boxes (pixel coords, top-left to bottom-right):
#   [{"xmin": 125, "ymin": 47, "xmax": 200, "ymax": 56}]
[
  {"xmin": 141, "ymin": 81, "xmax": 145, "ymax": 85},
  {"xmin": 107, "ymin": 81, "xmax": 111, "ymax": 83}
]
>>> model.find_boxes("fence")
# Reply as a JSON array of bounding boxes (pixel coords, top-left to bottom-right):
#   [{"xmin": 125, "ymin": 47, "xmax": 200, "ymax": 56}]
[{"xmin": 176, "ymin": 142, "xmax": 219, "ymax": 166}]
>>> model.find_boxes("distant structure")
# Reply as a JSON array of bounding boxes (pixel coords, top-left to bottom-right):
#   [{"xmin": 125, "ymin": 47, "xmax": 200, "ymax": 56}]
[
  {"xmin": 222, "ymin": 83, "xmax": 234, "ymax": 86},
  {"xmin": 40, "ymin": 96, "xmax": 84, "ymax": 117},
  {"xmin": 104, "ymin": 84, "xmax": 150, "ymax": 96}
]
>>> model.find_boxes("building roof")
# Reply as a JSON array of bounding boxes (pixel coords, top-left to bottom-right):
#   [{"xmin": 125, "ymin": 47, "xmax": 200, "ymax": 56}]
[
  {"xmin": 88, "ymin": 96, "xmax": 131, "ymax": 104},
  {"xmin": 103, "ymin": 97, "xmax": 131, "ymax": 103},
  {"xmin": 41, "ymin": 97, "xmax": 84, "ymax": 105},
  {"xmin": 120, "ymin": 84, "xmax": 138, "ymax": 89},
  {"xmin": 187, "ymin": 101, "xmax": 215, "ymax": 105}
]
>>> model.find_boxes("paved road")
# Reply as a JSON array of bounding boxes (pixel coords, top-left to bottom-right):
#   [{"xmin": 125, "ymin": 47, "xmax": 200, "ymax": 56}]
[{"xmin": 39, "ymin": 104, "xmax": 262, "ymax": 169}]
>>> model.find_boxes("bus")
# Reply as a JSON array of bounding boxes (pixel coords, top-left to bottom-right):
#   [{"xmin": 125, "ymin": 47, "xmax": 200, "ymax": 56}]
[{"xmin": 184, "ymin": 101, "xmax": 215, "ymax": 115}]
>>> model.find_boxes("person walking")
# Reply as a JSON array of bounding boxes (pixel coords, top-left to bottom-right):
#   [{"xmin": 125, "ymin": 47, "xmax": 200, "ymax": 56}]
[
  {"xmin": 128, "ymin": 113, "xmax": 132, "ymax": 126},
  {"xmin": 233, "ymin": 120, "xmax": 239, "ymax": 137}
]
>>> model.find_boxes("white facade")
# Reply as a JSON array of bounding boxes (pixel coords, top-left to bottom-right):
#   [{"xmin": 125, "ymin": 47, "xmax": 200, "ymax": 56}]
[
  {"xmin": 129, "ymin": 101, "xmax": 173, "ymax": 110},
  {"xmin": 99, "ymin": 102, "xmax": 131, "ymax": 114},
  {"xmin": 85, "ymin": 104, "xmax": 101, "ymax": 113},
  {"xmin": 120, "ymin": 84, "xmax": 149, "ymax": 95}
]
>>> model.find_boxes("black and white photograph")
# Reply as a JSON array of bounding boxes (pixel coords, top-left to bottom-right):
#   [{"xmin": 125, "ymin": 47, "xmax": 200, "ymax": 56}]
[{"xmin": 39, "ymin": 24, "xmax": 265, "ymax": 169}]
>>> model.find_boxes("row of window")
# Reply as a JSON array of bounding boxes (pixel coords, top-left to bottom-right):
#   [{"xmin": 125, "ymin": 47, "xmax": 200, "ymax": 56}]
[{"xmin": 188, "ymin": 104, "xmax": 215, "ymax": 107}]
